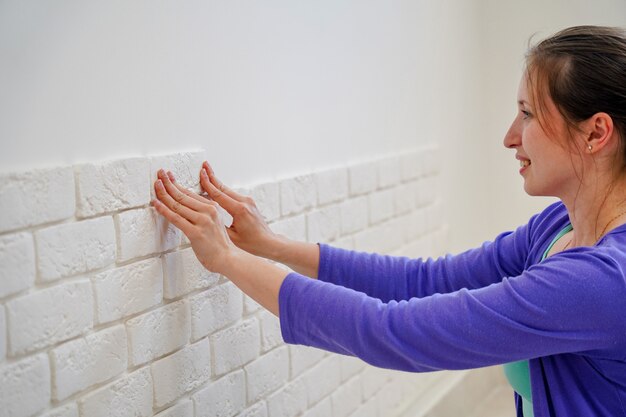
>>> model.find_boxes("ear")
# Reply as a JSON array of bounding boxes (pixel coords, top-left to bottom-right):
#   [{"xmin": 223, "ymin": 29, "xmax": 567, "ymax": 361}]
[{"xmin": 584, "ymin": 112, "xmax": 614, "ymax": 152}]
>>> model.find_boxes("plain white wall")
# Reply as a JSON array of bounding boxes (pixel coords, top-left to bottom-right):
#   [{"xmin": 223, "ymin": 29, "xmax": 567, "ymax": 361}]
[{"xmin": 1, "ymin": 0, "xmax": 625, "ymax": 254}]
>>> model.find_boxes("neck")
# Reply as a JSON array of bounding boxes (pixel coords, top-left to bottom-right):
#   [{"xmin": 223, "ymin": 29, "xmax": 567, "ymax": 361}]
[{"xmin": 561, "ymin": 173, "xmax": 626, "ymax": 247}]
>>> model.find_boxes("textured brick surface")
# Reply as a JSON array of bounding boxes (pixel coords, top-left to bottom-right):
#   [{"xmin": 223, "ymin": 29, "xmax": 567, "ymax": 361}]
[
  {"xmin": 151, "ymin": 339, "xmax": 211, "ymax": 408},
  {"xmin": 0, "ymin": 232, "xmax": 35, "ymax": 298},
  {"xmin": 279, "ymin": 175, "xmax": 316, "ymax": 216},
  {"xmin": 248, "ymin": 182, "xmax": 281, "ymax": 222},
  {"xmin": 76, "ymin": 157, "xmax": 151, "ymax": 217},
  {"xmin": 126, "ymin": 300, "xmax": 191, "ymax": 366},
  {"xmin": 40, "ymin": 404, "xmax": 79, "ymax": 417},
  {"xmin": 0, "ymin": 167, "xmax": 75, "ymax": 234},
  {"xmin": 306, "ymin": 205, "xmax": 341, "ymax": 244},
  {"xmin": 211, "ymin": 318, "xmax": 260, "ymax": 376},
  {"xmin": 269, "ymin": 214, "xmax": 307, "ymax": 242},
  {"xmin": 0, "ymin": 149, "xmax": 447, "ymax": 417},
  {"xmin": 7, "ymin": 280, "xmax": 93, "ymax": 355},
  {"xmin": 92, "ymin": 258, "xmax": 163, "ymax": 324},
  {"xmin": 192, "ymin": 370, "xmax": 246, "ymax": 417},
  {"xmin": 51, "ymin": 325, "xmax": 128, "ymax": 400},
  {"xmin": 36, "ymin": 216, "xmax": 116, "ymax": 282},
  {"xmin": 348, "ymin": 161, "xmax": 377, "ymax": 196},
  {"xmin": 190, "ymin": 282, "xmax": 243, "ymax": 341},
  {"xmin": 154, "ymin": 400, "xmax": 193, "ymax": 417},
  {"xmin": 244, "ymin": 346, "xmax": 289, "ymax": 403},
  {"xmin": 163, "ymin": 248, "xmax": 220, "ymax": 299},
  {"xmin": 0, "ymin": 353, "xmax": 50, "ymax": 417},
  {"xmin": 0, "ymin": 306, "xmax": 5, "ymax": 360},
  {"xmin": 266, "ymin": 378, "xmax": 307, "ymax": 417},
  {"xmin": 314, "ymin": 167, "xmax": 349, "ymax": 206},
  {"xmin": 78, "ymin": 367, "xmax": 153, "ymax": 417},
  {"xmin": 116, "ymin": 207, "xmax": 181, "ymax": 262},
  {"xmin": 259, "ymin": 311, "xmax": 283, "ymax": 353}
]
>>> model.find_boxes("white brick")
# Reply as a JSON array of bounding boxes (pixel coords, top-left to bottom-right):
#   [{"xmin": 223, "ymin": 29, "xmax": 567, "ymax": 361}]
[
  {"xmin": 93, "ymin": 258, "xmax": 163, "ymax": 324},
  {"xmin": 377, "ymin": 155, "xmax": 401, "ymax": 189},
  {"xmin": 40, "ymin": 404, "xmax": 79, "ymax": 417},
  {"xmin": 155, "ymin": 400, "xmax": 193, "ymax": 417},
  {"xmin": 36, "ymin": 217, "xmax": 115, "ymax": 282},
  {"xmin": 151, "ymin": 339, "xmax": 211, "ymax": 407},
  {"xmin": 279, "ymin": 174, "xmax": 316, "ymax": 216},
  {"xmin": 331, "ymin": 376, "xmax": 362, "ymax": 417},
  {"xmin": 331, "ymin": 235, "xmax": 354, "ymax": 250},
  {"xmin": 150, "ymin": 151, "xmax": 206, "ymax": 198},
  {"xmin": 78, "ymin": 367, "xmax": 153, "ymax": 417},
  {"xmin": 368, "ymin": 189, "xmax": 395, "ymax": 225},
  {"xmin": 0, "ymin": 353, "xmax": 50, "ymax": 417},
  {"xmin": 0, "ymin": 232, "xmax": 35, "ymax": 298},
  {"xmin": 353, "ymin": 225, "xmax": 384, "ymax": 254},
  {"xmin": 376, "ymin": 379, "xmax": 406, "ymax": 415},
  {"xmin": 361, "ymin": 366, "xmax": 389, "ymax": 399},
  {"xmin": 340, "ymin": 356, "xmax": 366, "ymax": 382},
  {"xmin": 347, "ymin": 397, "xmax": 377, "ymax": 417},
  {"xmin": 422, "ymin": 175, "xmax": 439, "ymax": 206},
  {"xmin": 269, "ymin": 214, "xmax": 306, "ymax": 242},
  {"xmin": 423, "ymin": 146, "xmax": 440, "ymax": 176},
  {"xmin": 244, "ymin": 346, "xmax": 289, "ymax": 403},
  {"xmin": 7, "ymin": 280, "xmax": 93, "ymax": 355},
  {"xmin": 415, "ymin": 147, "xmax": 430, "ymax": 178},
  {"xmin": 248, "ymin": 182, "xmax": 280, "ymax": 222},
  {"xmin": 302, "ymin": 355, "xmax": 342, "ymax": 406},
  {"xmin": 211, "ymin": 318, "xmax": 260, "ymax": 376},
  {"xmin": 306, "ymin": 205, "xmax": 341, "ymax": 244},
  {"xmin": 0, "ymin": 306, "xmax": 5, "ymax": 360},
  {"xmin": 190, "ymin": 282, "xmax": 243, "ymax": 341},
  {"xmin": 116, "ymin": 207, "xmax": 181, "ymax": 262},
  {"xmin": 259, "ymin": 311, "xmax": 283, "ymax": 353},
  {"xmin": 51, "ymin": 325, "xmax": 128, "ymax": 401},
  {"xmin": 127, "ymin": 300, "xmax": 190, "ymax": 366},
  {"xmin": 348, "ymin": 161, "xmax": 377, "ymax": 196},
  {"xmin": 393, "ymin": 182, "xmax": 415, "ymax": 216},
  {"xmin": 193, "ymin": 371, "xmax": 246, "ymax": 417},
  {"xmin": 400, "ymin": 150, "xmax": 421, "ymax": 181},
  {"xmin": 244, "ymin": 294, "xmax": 263, "ymax": 315},
  {"xmin": 266, "ymin": 378, "xmax": 307, "ymax": 417},
  {"xmin": 76, "ymin": 157, "xmax": 151, "ymax": 218},
  {"xmin": 301, "ymin": 397, "xmax": 331, "ymax": 417},
  {"xmin": 163, "ymin": 248, "xmax": 220, "ymax": 299},
  {"xmin": 237, "ymin": 401, "xmax": 267, "ymax": 417},
  {"xmin": 339, "ymin": 196, "xmax": 368, "ymax": 235},
  {"xmin": 314, "ymin": 167, "xmax": 349, "ymax": 206},
  {"xmin": 0, "ymin": 167, "xmax": 74, "ymax": 234},
  {"xmin": 288, "ymin": 345, "xmax": 325, "ymax": 378}
]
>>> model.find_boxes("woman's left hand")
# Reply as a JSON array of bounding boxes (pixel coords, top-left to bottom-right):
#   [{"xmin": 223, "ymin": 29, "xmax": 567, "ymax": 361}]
[{"xmin": 151, "ymin": 168, "xmax": 241, "ymax": 275}]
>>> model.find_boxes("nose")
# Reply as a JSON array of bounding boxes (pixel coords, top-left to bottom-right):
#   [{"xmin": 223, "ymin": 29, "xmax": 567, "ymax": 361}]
[{"xmin": 503, "ymin": 117, "xmax": 521, "ymax": 149}]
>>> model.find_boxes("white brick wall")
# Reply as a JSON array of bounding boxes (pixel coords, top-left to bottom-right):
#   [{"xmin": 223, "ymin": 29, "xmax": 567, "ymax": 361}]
[{"xmin": 0, "ymin": 147, "xmax": 450, "ymax": 417}]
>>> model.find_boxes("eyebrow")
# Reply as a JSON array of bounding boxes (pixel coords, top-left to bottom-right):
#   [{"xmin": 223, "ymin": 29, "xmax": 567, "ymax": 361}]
[{"xmin": 518, "ymin": 100, "xmax": 529, "ymax": 106}]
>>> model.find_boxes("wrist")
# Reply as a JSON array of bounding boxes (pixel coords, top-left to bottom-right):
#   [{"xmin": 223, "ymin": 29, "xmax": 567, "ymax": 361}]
[{"xmin": 263, "ymin": 234, "xmax": 291, "ymax": 263}]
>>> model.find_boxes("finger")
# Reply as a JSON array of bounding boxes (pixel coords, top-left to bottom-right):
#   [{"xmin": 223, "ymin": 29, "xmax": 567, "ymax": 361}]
[
  {"xmin": 151, "ymin": 198, "xmax": 195, "ymax": 237},
  {"xmin": 154, "ymin": 178, "xmax": 204, "ymax": 225},
  {"xmin": 167, "ymin": 172, "xmax": 213, "ymax": 205},
  {"xmin": 199, "ymin": 167, "xmax": 243, "ymax": 215},
  {"xmin": 158, "ymin": 170, "xmax": 210, "ymax": 213},
  {"xmin": 202, "ymin": 161, "xmax": 249, "ymax": 203}
]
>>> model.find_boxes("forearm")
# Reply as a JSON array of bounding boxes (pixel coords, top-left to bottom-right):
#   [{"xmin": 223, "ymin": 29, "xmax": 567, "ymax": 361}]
[
  {"xmin": 265, "ymin": 235, "xmax": 321, "ymax": 279},
  {"xmin": 221, "ymin": 250, "xmax": 291, "ymax": 316}
]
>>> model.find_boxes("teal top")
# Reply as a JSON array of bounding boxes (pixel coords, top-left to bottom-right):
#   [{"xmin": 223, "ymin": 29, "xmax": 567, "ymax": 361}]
[{"xmin": 502, "ymin": 222, "xmax": 573, "ymax": 417}]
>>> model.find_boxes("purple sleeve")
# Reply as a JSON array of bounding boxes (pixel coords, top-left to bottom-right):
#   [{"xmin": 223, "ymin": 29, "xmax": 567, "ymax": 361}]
[
  {"xmin": 317, "ymin": 221, "xmax": 533, "ymax": 302},
  {"xmin": 279, "ymin": 248, "xmax": 625, "ymax": 372}
]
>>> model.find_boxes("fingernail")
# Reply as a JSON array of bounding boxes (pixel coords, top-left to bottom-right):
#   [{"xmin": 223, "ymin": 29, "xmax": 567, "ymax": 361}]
[
  {"xmin": 157, "ymin": 179, "xmax": 164, "ymax": 188},
  {"xmin": 201, "ymin": 169, "xmax": 208, "ymax": 177}
]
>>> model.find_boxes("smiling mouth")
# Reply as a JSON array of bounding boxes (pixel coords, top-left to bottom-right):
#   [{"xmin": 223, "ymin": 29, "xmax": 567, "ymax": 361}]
[{"xmin": 520, "ymin": 160, "xmax": 531, "ymax": 168}]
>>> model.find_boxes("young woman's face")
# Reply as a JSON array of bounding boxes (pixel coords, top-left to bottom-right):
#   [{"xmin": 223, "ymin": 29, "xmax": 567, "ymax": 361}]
[{"xmin": 503, "ymin": 74, "xmax": 580, "ymax": 197}]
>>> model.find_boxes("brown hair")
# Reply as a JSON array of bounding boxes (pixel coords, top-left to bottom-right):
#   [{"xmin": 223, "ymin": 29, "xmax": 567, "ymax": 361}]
[{"xmin": 524, "ymin": 25, "xmax": 626, "ymax": 170}]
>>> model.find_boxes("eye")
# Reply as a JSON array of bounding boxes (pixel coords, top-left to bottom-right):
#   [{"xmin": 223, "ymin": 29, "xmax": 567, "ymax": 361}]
[{"xmin": 521, "ymin": 110, "xmax": 532, "ymax": 119}]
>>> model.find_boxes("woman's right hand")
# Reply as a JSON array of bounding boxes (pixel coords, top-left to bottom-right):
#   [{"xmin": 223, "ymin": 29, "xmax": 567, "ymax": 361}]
[{"xmin": 167, "ymin": 161, "xmax": 280, "ymax": 259}]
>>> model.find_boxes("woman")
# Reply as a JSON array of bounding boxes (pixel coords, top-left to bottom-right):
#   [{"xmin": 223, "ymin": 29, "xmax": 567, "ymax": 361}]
[{"xmin": 151, "ymin": 25, "xmax": 626, "ymax": 417}]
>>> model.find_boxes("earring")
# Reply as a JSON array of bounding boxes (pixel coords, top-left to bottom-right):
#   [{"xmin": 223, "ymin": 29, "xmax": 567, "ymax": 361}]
[{"xmin": 588, "ymin": 144, "xmax": 593, "ymax": 151}]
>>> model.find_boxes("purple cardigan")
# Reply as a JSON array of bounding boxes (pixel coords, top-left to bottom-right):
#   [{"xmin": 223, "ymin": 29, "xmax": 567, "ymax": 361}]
[{"xmin": 278, "ymin": 201, "xmax": 626, "ymax": 417}]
